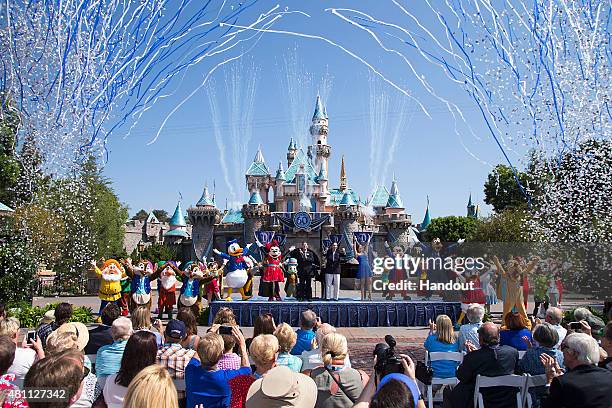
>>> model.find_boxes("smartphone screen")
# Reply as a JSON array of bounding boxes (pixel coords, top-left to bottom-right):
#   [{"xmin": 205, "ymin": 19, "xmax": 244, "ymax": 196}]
[
  {"xmin": 219, "ymin": 326, "xmax": 233, "ymax": 335},
  {"xmin": 26, "ymin": 331, "xmax": 37, "ymax": 343}
]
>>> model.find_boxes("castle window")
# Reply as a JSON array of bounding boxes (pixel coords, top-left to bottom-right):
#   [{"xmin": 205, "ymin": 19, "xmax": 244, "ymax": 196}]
[
  {"xmin": 287, "ymin": 200, "xmax": 294, "ymax": 212},
  {"xmin": 317, "ymin": 140, "xmax": 321, "ymax": 145},
  {"xmin": 310, "ymin": 197, "xmax": 317, "ymax": 212},
  {"xmin": 297, "ymin": 174, "xmax": 305, "ymax": 193}
]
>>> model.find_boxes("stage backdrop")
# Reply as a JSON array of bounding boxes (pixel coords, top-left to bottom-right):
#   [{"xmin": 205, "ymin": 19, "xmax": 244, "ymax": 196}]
[{"xmin": 208, "ymin": 300, "xmax": 461, "ymax": 327}]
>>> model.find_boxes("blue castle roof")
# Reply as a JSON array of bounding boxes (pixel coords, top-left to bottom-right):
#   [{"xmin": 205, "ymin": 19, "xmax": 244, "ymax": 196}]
[
  {"xmin": 221, "ymin": 209, "xmax": 244, "ymax": 224},
  {"xmin": 339, "ymin": 191, "xmax": 356, "ymax": 206},
  {"xmin": 246, "ymin": 146, "xmax": 270, "ymax": 176},
  {"xmin": 284, "ymin": 149, "xmax": 318, "ymax": 184},
  {"xmin": 313, "ymin": 95, "xmax": 326, "ymax": 120},
  {"xmin": 421, "ymin": 199, "xmax": 431, "ymax": 231},
  {"xmin": 164, "ymin": 229, "xmax": 189, "ymax": 238},
  {"xmin": 196, "ymin": 186, "xmax": 216, "ymax": 207},
  {"xmin": 370, "ymin": 185, "xmax": 390, "ymax": 207},
  {"xmin": 248, "ymin": 190, "xmax": 264, "ymax": 205},
  {"xmin": 276, "ymin": 162, "xmax": 286, "ymax": 181},
  {"xmin": 169, "ymin": 202, "xmax": 186, "ymax": 227},
  {"xmin": 386, "ymin": 179, "xmax": 404, "ymax": 208}
]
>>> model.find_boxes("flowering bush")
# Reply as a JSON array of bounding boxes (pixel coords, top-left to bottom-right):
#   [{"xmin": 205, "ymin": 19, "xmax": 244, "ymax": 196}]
[{"xmin": 7, "ymin": 302, "xmax": 94, "ymax": 329}]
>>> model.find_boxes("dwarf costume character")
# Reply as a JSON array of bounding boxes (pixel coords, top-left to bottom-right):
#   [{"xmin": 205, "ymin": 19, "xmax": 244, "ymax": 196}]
[
  {"xmin": 259, "ymin": 240, "xmax": 285, "ymax": 301},
  {"xmin": 178, "ymin": 261, "xmax": 207, "ymax": 315},
  {"xmin": 284, "ymin": 258, "xmax": 298, "ymax": 298},
  {"xmin": 213, "ymin": 240, "xmax": 254, "ymax": 301},
  {"xmin": 122, "ymin": 259, "xmax": 159, "ymax": 312},
  {"xmin": 157, "ymin": 261, "xmax": 180, "ymax": 320},
  {"xmin": 493, "ymin": 255, "xmax": 539, "ymax": 329},
  {"xmin": 92, "ymin": 259, "xmax": 126, "ymax": 316},
  {"xmin": 204, "ymin": 261, "xmax": 222, "ymax": 303}
]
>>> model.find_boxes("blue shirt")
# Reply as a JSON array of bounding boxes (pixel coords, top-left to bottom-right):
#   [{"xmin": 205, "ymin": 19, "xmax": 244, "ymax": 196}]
[
  {"xmin": 458, "ymin": 322, "xmax": 482, "ymax": 351},
  {"xmin": 518, "ymin": 347, "xmax": 564, "ymax": 375},
  {"xmin": 500, "ymin": 329, "xmax": 533, "ymax": 351},
  {"xmin": 276, "ymin": 352, "xmax": 303, "ymax": 372},
  {"xmin": 185, "ymin": 358, "xmax": 251, "ymax": 408},
  {"xmin": 290, "ymin": 329, "xmax": 316, "ymax": 356},
  {"xmin": 95, "ymin": 340, "xmax": 127, "ymax": 378},
  {"xmin": 424, "ymin": 334, "xmax": 460, "ymax": 378}
]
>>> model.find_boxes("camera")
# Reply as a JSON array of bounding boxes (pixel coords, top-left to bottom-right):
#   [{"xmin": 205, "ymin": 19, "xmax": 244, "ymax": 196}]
[{"xmin": 373, "ymin": 335, "xmax": 404, "ymax": 377}]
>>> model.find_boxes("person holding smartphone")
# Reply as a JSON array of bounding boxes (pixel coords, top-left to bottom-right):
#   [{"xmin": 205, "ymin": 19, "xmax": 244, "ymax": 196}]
[{"xmin": 0, "ymin": 317, "xmax": 45, "ymax": 379}]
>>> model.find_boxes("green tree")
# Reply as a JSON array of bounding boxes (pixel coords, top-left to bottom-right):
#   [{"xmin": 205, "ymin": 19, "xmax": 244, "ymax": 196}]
[
  {"xmin": 469, "ymin": 209, "xmax": 528, "ymax": 242},
  {"xmin": 424, "ymin": 216, "xmax": 478, "ymax": 242},
  {"xmin": 153, "ymin": 209, "xmax": 170, "ymax": 223},
  {"xmin": 13, "ymin": 204, "xmax": 66, "ymax": 268},
  {"xmin": 0, "ymin": 100, "xmax": 21, "ymax": 205},
  {"xmin": 0, "ymin": 235, "xmax": 38, "ymax": 303},
  {"xmin": 132, "ymin": 209, "xmax": 148, "ymax": 221},
  {"xmin": 139, "ymin": 243, "xmax": 177, "ymax": 265},
  {"xmin": 484, "ymin": 165, "xmax": 531, "ymax": 213}
]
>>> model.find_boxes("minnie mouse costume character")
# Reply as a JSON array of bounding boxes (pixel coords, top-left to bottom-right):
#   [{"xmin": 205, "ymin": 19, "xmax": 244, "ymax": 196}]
[{"xmin": 259, "ymin": 240, "xmax": 285, "ymax": 301}]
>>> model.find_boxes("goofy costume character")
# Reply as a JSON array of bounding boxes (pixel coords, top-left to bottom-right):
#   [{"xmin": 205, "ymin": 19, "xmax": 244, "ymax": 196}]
[
  {"xmin": 91, "ymin": 259, "xmax": 126, "ymax": 318},
  {"xmin": 213, "ymin": 239, "xmax": 254, "ymax": 301},
  {"xmin": 157, "ymin": 261, "xmax": 180, "ymax": 320}
]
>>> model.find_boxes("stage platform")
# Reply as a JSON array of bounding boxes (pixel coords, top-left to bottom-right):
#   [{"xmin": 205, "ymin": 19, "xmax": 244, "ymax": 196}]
[{"xmin": 208, "ymin": 298, "xmax": 461, "ymax": 327}]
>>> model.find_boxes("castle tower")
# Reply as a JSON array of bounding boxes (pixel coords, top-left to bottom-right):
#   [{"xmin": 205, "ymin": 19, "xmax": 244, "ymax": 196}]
[
  {"xmin": 187, "ymin": 186, "xmax": 221, "ymax": 261},
  {"xmin": 242, "ymin": 189, "xmax": 270, "ymax": 244},
  {"xmin": 420, "ymin": 196, "xmax": 431, "ymax": 232},
  {"xmin": 339, "ymin": 155, "xmax": 347, "ymax": 191},
  {"xmin": 164, "ymin": 201, "xmax": 190, "ymax": 246},
  {"xmin": 317, "ymin": 164, "xmax": 329, "ymax": 205},
  {"xmin": 308, "ymin": 95, "xmax": 331, "ymax": 177},
  {"xmin": 467, "ymin": 193, "xmax": 478, "ymax": 218},
  {"xmin": 377, "ymin": 178, "xmax": 412, "ymax": 249},
  {"xmin": 246, "ymin": 146, "xmax": 273, "ymax": 203},
  {"xmin": 287, "ymin": 138, "xmax": 297, "ymax": 167},
  {"xmin": 333, "ymin": 191, "xmax": 359, "ymax": 258},
  {"xmin": 274, "ymin": 162, "xmax": 286, "ymax": 211}
]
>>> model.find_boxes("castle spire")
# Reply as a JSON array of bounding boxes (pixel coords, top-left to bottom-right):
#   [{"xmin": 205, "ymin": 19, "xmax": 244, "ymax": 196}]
[
  {"xmin": 196, "ymin": 184, "xmax": 216, "ymax": 207},
  {"xmin": 313, "ymin": 95, "xmax": 325, "ymax": 120},
  {"xmin": 386, "ymin": 176, "xmax": 404, "ymax": 209},
  {"xmin": 339, "ymin": 155, "xmax": 347, "ymax": 191},
  {"xmin": 420, "ymin": 196, "xmax": 431, "ymax": 231}
]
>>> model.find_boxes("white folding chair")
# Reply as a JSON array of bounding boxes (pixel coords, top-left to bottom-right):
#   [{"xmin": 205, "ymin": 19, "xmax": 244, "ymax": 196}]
[
  {"xmin": 473, "ymin": 374, "xmax": 527, "ymax": 408},
  {"xmin": 518, "ymin": 350, "xmax": 527, "ymax": 359},
  {"xmin": 523, "ymin": 374, "xmax": 548, "ymax": 408},
  {"xmin": 425, "ymin": 351, "xmax": 464, "ymax": 408}
]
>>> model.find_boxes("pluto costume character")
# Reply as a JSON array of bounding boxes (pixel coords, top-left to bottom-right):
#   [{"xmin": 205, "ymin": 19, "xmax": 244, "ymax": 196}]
[
  {"xmin": 91, "ymin": 259, "xmax": 126, "ymax": 317},
  {"xmin": 213, "ymin": 239, "xmax": 254, "ymax": 301}
]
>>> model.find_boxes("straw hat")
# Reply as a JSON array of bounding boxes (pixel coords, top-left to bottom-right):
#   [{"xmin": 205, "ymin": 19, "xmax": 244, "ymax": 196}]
[
  {"xmin": 55, "ymin": 322, "xmax": 90, "ymax": 351},
  {"xmin": 246, "ymin": 366, "xmax": 317, "ymax": 408}
]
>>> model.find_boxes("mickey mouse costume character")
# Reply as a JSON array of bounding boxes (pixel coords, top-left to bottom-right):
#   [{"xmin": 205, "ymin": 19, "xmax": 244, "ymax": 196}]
[
  {"xmin": 213, "ymin": 239, "xmax": 254, "ymax": 301},
  {"xmin": 259, "ymin": 240, "xmax": 285, "ymax": 301}
]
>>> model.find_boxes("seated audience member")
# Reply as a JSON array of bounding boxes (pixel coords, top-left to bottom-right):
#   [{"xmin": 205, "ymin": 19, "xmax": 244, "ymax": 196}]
[
  {"xmin": 103, "ymin": 331, "xmax": 158, "ymax": 408},
  {"xmin": 424, "ymin": 315, "xmax": 460, "ymax": 378},
  {"xmin": 213, "ymin": 307, "xmax": 238, "ymax": 326},
  {"xmin": 95, "ymin": 317, "xmax": 132, "ymax": 381},
  {"xmin": 291, "ymin": 310, "xmax": 318, "ymax": 356},
  {"xmin": 176, "ymin": 308, "xmax": 200, "ymax": 351},
  {"xmin": 458, "ymin": 304, "xmax": 484, "ymax": 351},
  {"xmin": 185, "ymin": 327, "xmax": 251, "ymax": 408},
  {"xmin": 45, "ymin": 324, "xmax": 101, "ymax": 408},
  {"xmin": 245, "ymin": 313, "xmax": 276, "ymax": 349},
  {"xmin": 156, "ymin": 319, "xmax": 196, "ymax": 380},
  {"xmin": 309, "ymin": 333, "xmax": 367, "ymax": 408},
  {"xmin": 246, "ymin": 365, "xmax": 317, "ymax": 408},
  {"xmin": 353, "ymin": 354, "xmax": 424, "ymax": 408},
  {"xmin": 545, "ymin": 307, "xmax": 567, "ymax": 348},
  {"xmin": 85, "ymin": 303, "xmax": 120, "ymax": 355},
  {"xmin": 0, "ymin": 335, "xmax": 28, "ymax": 408},
  {"xmin": 123, "ymin": 364, "xmax": 179, "ymax": 408},
  {"xmin": 599, "ymin": 322, "xmax": 612, "ymax": 370},
  {"xmin": 36, "ymin": 302, "xmax": 73, "ymax": 347},
  {"xmin": 217, "ymin": 331, "xmax": 240, "ymax": 371},
  {"xmin": 518, "ymin": 323, "xmax": 563, "ymax": 408},
  {"xmin": 573, "ymin": 307, "xmax": 606, "ymax": 334},
  {"xmin": 301, "ymin": 323, "xmax": 351, "ymax": 372},
  {"xmin": 500, "ymin": 312, "xmax": 533, "ymax": 350},
  {"xmin": 24, "ymin": 349, "xmax": 88, "ymax": 408},
  {"xmin": 446, "ymin": 322, "xmax": 519, "ymax": 408},
  {"xmin": 131, "ymin": 306, "xmax": 163, "ymax": 347},
  {"xmin": 0, "ymin": 317, "xmax": 44, "ymax": 378},
  {"xmin": 540, "ymin": 332, "xmax": 612, "ymax": 408},
  {"xmin": 229, "ymin": 334, "xmax": 280, "ymax": 408},
  {"xmin": 275, "ymin": 323, "xmax": 303, "ymax": 373}
]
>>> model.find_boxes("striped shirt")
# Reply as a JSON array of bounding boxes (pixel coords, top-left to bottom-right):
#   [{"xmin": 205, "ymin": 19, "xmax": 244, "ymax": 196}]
[{"xmin": 157, "ymin": 343, "xmax": 196, "ymax": 379}]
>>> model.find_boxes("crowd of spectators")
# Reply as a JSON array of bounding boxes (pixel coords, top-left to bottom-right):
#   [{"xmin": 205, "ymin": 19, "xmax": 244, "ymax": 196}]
[{"xmin": 0, "ymin": 300, "xmax": 611, "ymax": 408}]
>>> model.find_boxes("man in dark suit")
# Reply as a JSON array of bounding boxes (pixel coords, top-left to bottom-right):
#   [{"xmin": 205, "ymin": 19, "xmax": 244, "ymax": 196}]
[
  {"xmin": 444, "ymin": 322, "xmax": 519, "ymax": 408},
  {"xmin": 84, "ymin": 303, "xmax": 120, "ymax": 355},
  {"xmin": 540, "ymin": 332, "xmax": 612, "ymax": 408},
  {"xmin": 288, "ymin": 242, "xmax": 320, "ymax": 301},
  {"xmin": 324, "ymin": 242, "xmax": 342, "ymax": 301}
]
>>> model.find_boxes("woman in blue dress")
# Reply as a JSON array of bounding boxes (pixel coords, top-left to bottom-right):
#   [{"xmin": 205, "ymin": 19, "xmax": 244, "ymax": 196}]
[{"xmin": 354, "ymin": 240, "xmax": 373, "ymax": 300}]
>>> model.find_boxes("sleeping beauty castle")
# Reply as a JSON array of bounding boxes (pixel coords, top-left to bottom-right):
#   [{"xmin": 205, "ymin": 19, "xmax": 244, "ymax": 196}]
[{"xmin": 125, "ymin": 96, "xmax": 474, "ymax": 262}]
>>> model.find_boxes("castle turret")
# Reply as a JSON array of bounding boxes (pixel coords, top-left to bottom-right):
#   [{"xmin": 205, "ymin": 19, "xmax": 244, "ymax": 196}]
[
  {"xmin": 420, "ymin": 197, "xmax": 431, "ymax": 232},
  {"xmin": 246, "ymin": 146, "xmax": 273, "ymax": 203},
  {"xmin": 164, "ymin": 201, "xmax": 190, "ymax": 246},
  {"xmin": 188, "ymin": 186, "xmax": 221, "ymax": 260},
  {"xmin": 376, "ymin": 178, "xmax": 412, "ymax": 249},
  {"xmin": 287, "ymin": 138, "xmax": 297, "ymax": 167},
  {"xmin": 339, "ymin": 155, "xmax": 347, "ymax": 192},
  {"xmin": 308, "ymin": 95, "xmax": 331, "ymax": 177},
  {"xmin": 242, "ymin": 188, "xmax": 270, "ymax": 244},
  {"xmin": 333, "ymin": 179, "xmax": 359, "ymax": 258},
  {"xmin": 274, "ymin": 162, "xmax": 286, "ymax": 211},
  {"xmin": 467, "ymin": 193, "xmax": 478, "ymax": 218}
]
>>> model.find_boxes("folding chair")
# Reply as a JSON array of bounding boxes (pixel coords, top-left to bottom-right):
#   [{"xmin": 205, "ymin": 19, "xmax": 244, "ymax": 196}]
[
  {"xmin": 473, "ymin": 374, "xmax": 527, "ymax": 408},
  {"xmin": 425, "ymin": 351, "xmax": 464, "ymax": 408},
  {"xmin": 523, "ymin": 374, "xmax": 548, "ymax": 408}
]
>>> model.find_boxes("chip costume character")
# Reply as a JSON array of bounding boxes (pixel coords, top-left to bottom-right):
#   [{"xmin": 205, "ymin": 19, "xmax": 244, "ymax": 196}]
[
  {"xmin": 178, "ymin": 261, "xmax": 207, "ymax": 315},
  {"xmin": 122, "ymin": 258, "xmax": 159, "ymax": 312},
  {"xmin": 213, "ymin": 240, "xmax": 254, "ymax": 301},
  {"xmin": 204, "ymin": 261, "xmax": 222, "ymax": 303}
]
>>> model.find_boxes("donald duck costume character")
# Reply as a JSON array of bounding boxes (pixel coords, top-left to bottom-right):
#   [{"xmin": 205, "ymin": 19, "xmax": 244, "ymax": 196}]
[{"xmin": 213, "ymin": 239, "xmax": 254, "ymax": 301}]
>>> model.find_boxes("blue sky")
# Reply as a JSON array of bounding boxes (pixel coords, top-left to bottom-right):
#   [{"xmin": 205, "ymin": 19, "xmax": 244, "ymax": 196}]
[{"xmin": 102, "ymin": 1, "xmax": 520, "ymax": 220}]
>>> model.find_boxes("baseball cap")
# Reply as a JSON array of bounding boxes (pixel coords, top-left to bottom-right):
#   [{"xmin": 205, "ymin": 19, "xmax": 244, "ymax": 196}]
[
  {"xmin": 246, "ymin": 366, "xmax": 317, "ymax": 408},
  {"xmin": 376, "ymin": 373, "xmax": 420, "ymax": 407},
  {"xmin": 165, "ymin": 319, "xmax": 186, "ymax": 339}
]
